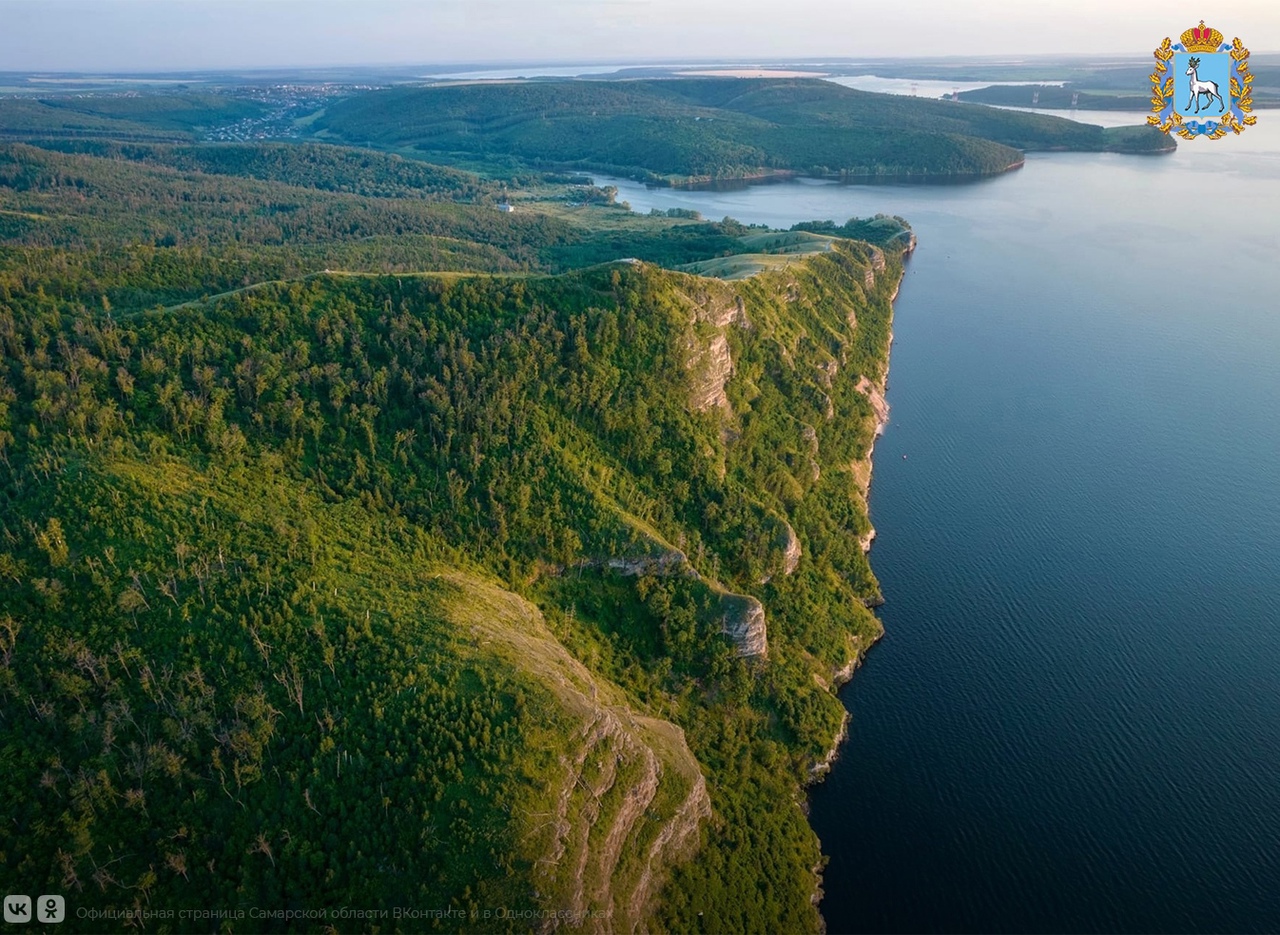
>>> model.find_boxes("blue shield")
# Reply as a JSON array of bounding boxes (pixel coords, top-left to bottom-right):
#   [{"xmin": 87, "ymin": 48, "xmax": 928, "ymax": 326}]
[{"xmin": 1174, "ymin": 52, "xmax": 1230, "ymax": 118}]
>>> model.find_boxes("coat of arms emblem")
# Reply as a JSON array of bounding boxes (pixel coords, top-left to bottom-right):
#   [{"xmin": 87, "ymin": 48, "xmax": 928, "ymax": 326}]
[{"xmin": 1149, "ymin": 21, "xmax": 1255, "ymax": 139}]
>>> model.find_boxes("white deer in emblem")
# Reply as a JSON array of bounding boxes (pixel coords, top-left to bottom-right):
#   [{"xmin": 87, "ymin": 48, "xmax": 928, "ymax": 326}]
[{"xmin": 1185, "ymin": 57, "xmax": 1225, "ymax": 114}]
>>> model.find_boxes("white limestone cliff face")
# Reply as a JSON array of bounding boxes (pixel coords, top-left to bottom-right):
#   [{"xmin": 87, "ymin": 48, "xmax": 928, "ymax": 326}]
[
  {"xmin": 720, "ymin": 593, "xmax": 768, "ymax": 657},
  {"xmin": 801, "ymin": 423, "xmax": 821, "ymax": 483},
  {"xmin": 602, "ymin": 549, "xmax": 692, "ymax": 577},
  {"xmin": 819, "ymin": 390, "xmax": 834, "ymax": 421},
  {"xmin": 548, "ymin": 549, "xmax": 694, "ymax": 582},
  {"xmin": 852, "ymin": 376, "xmax": 889, "ymax": 555},
  {"xmin": 779, "ymin": 520, "xmax": 801, "ymax": 576},
  {"xmin": 684, "ymin": 285, "xmax": 751, "ymax": 415},
  {"xmin": 855, "ymin": 375, "xmax": 890, "ymax": 435},
  {"xmin": 818, "ymin": 358, "xmax": 839, "ymax": 387},
  {"xmin": 860, "ymin": 247, "xmax": 886, "ymax": 290},
  {"xmin": 686, "ymin": 286, "xmax": 750, "ymax": 330},
  {"xmin": 687, "ymin": 331, "xmax": 734, "ymax": 414},
  {"xmin": 703, "ymin": 293, "xmax": 747, "ymax": 329}
]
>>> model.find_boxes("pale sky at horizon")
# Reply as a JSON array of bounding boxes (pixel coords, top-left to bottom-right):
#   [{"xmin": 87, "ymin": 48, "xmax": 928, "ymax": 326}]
[{"xmin": 2, "ymin": 0, "xmax": 1278, "ymax": 73}]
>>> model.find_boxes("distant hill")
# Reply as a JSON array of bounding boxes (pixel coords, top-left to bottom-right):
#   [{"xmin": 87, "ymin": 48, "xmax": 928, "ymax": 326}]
[
  {"xmin": 955, "ymin": 84, "xmax": 1150, "ymax": 110},
  {"xmin": 0, "ymin": 93, "xmax": 264, "ymax": 141},
  {"xmin": 957, "ymin": 80, "xmax": 1280, "ymax": 111},
  {"xmin": 315, "ymin": 77, "xmax": 1174, "ymax": 182}
]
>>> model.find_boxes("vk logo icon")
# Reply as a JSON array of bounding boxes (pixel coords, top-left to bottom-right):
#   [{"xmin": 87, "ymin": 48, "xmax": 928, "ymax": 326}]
[{"xmin": 4, "ymin": 894, "xmax": 31, "ymax": 923}]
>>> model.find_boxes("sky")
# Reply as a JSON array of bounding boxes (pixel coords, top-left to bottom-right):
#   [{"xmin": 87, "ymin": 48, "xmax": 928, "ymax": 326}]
[{"xmin": 1, "ymin": 0, "xmax": 1278, "ymax": 73}]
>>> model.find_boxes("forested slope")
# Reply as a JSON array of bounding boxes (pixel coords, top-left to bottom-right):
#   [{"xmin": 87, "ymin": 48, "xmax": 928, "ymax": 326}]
[
  {"xmin": 1, "ymin": 137, "xmax": 909, "ymax": 931},
  {"xmin": 316, "ymin": 77, "xmax": 1173, "ymax": 181},
  {"xmin": 0, "ymin": 142, "xmax": 770, "ymax": 308},
  {"xmin": 0, "ymin": 93, "xmax": 265, "ymax": 142}
]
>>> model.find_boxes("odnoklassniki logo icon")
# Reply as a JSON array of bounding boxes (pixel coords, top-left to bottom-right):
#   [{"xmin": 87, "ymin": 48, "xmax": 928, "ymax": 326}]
[
  {"xmin": 36, "ymin": 895, "xmax": 65, "ymax": 923},
  {"xmin": 1149, "ymin": 21, "xmax": 1256, "ymax": 139}
]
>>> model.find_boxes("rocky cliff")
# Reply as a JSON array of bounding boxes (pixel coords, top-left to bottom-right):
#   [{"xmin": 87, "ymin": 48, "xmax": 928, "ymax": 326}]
[{"xmin": 720, "ymin": 592, "xmax": 769, "ymax": 657}]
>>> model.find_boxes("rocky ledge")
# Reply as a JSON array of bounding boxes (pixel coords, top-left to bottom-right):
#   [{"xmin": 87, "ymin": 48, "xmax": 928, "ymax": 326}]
[{"xmin": 720, "ymin": 592, "xmax": 768, "ymax": 657}]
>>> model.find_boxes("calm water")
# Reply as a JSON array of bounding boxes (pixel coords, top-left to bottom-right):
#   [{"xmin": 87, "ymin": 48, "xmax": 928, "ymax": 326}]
[
  {"xmin": 827, "ymin": 76, "xmax": 1065, "ymax": 97},
  {"xmin": 600, "ymin": 114, "xmax": 1280, "ymax": 933}
]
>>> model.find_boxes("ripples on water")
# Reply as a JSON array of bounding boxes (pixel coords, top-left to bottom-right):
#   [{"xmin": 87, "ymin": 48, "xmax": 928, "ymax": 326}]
[{"xmin": 598, "ymin": 116, "xmax": 1280, "ymax": 932}]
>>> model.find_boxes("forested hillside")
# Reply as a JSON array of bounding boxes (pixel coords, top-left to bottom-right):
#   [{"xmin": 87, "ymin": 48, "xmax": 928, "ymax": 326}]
[
  {"xmin": 0, "ymin": 78, "xmax": 1174, "ymax": 184},
  {"xmin": 36, "ymin": 140, "xmax": 494, "ymax": 200},
  {"xmin": 0, "ymin": 136, "xmax": 909, "ymax": 931},
  {"xmin": 315, "ymin": 77, "xmax": 1174, "ymax": 182},
  {"xmin": 0, "ymin": 93, "xmax": 265, "ymax": 142},
  {"xmin": 0, "ymin": 142, "xmax": 791, "ymax": 308}
]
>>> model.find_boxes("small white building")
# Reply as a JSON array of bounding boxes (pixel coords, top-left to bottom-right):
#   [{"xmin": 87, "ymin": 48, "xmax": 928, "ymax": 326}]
[{"xmin": 497, "ymin": 202, "xmax": 515, "ymax": 213}]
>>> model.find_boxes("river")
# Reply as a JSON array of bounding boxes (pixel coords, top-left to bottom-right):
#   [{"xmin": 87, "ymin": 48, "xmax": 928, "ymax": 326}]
[{"xmin": 597, "ymin": 112, "xmax": 1280, "ymax": 933}]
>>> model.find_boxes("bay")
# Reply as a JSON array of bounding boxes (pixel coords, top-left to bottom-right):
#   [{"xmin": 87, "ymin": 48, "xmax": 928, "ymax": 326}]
[{"xmin": 598, "ymin": 112, "xmax": 1280, "ymax": 933}]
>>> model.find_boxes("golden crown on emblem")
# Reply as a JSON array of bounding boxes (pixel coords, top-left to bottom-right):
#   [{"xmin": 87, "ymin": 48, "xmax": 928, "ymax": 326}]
[{"xmin": 1181, "ymin": 21, "xmax": 1223, "ymax": 53}]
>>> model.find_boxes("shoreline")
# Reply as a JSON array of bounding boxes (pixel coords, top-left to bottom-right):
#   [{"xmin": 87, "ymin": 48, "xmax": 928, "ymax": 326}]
[
  {"xmin": 806, "ymin": 234, "xmax": 913, "ymax": 925},
  {"xmin": 669, "ymin": 165, "xmax": 1024, "ymax": 191}
]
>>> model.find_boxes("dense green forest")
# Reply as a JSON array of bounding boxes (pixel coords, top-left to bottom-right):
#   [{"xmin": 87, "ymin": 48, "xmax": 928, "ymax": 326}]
[
  {"xmin": 955, "ymin": 84, "xmax": 1151, "ymax": 111},
  {"xmin": 34, "ymin": 141, "xmax": 494, "ymax": 200},
  {"xmin": 0, "ymin": 93, "xmax": 265, "ymax": 141},
  {"xmin": 0, "ymin": 78, "xmax": 1173, "ymax": 185},
  {"xmin": 0, "ymin": 137, "xmax": 909, "ymax": 932},
  {"xmin": 0, "ymin": 142, "xmax": 798, "ymax": 307},
  {"xmin": 314, "ymin": 78, "xmax": 1174, "ymax": 181}
]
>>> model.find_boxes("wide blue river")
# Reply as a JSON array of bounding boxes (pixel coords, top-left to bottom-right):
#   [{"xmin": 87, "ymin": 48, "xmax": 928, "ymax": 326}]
[{"xmin": 600, "ymin": 111, "xmax": 1280, "ymax": 933}]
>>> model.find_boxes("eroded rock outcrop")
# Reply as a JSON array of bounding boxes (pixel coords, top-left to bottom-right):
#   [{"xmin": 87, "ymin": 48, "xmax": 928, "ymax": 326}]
[
  {"xmin": 720, "ymin": 592, "xmax": 768, "ymax": 657},
  {"xmin": 602, "ymin": 549, "xmax": 693, "ymax": 577},
  {"xmin": 438, "ymin": 573, "xmax": 710, "ymax": 933},
  {"xmin": 759, "ymin": 516, "xmax": 803, "ymax": 584},
  {"xmin": 817, "ymin": 357, "xmax": 838, "ymax": 388},
  {"xmin": 779, "ymin": 520, "xmax": 801, "ymax": 576},
  {"xmin": 687, "ymin": 331, "xmax": 733, "ymax": 414},
  {"xmin": 549, "ymin": 707, "xmax": 710, "ymax": 934},
  {"xmin": 855, "ymin": 375, "xmax": 890, "ymax": 435},
  {"xmin": 801, "ymin": 423, "xmax": 820, "ymax": 483},
  {"xmin": 852, "ymin": 376, "xmax": 889, "ymax": 555},
  {"xmin": 688, "ymin": 286, "xmax": 750, "ymax": 329},
  {"xmin": 683, "ymin": 283, "xmax": 752, "ymax": 415}
]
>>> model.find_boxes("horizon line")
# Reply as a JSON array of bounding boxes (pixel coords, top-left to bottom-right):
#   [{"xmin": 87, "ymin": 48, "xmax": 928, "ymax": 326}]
[{"xmin": 7, "ymin": 51, "xmax": 1269, "ymax": 79}]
